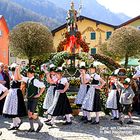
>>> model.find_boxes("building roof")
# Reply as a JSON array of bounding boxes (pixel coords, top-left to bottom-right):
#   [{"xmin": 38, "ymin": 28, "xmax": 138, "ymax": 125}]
[
  {"xmin": 52, "ymin": 15, "xmax": 117, "ymax": 35},
  {"xmin": 119, "ymin": 15, "xmax": 140, "ymax": 27},
  {"xmin": 0, "ymin": 15, "xmax": 3, "ymax": 19},
  {"xmin": 0, "ymin": 15, "xmax": 9, "ymax": 33}
]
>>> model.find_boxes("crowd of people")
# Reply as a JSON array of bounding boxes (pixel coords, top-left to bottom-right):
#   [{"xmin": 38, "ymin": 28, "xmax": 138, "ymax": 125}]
[{"xmin": 0, "ymin": 61, "xmax": 140, "ymax": 135}]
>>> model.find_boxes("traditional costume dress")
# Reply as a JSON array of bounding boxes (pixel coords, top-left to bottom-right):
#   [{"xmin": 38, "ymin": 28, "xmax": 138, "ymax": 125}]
[
  {"xmin": 2, "ymin": 80, "xmax": 26, "ymax": 130},
  {"xmin": 81, "ymin": 72, "xmax": 102, "ymax": 124},
  {"xmin": 75, "ymin": 74, "xmax": 90, "ymax": 107},
  {"xmin": 47, "ymin": 77, "xmax": 72, "ymax": 116},
  {"xmin": 82, "ymin": 73, "xmax": 101, "ymax": 111},
  {"xmin": 43, "ymin": 76, "xmax": 57, "ymax": 111},
  {"xmin": 3, "ymin": 80, "xmax": 26, "ymax": 118},
  {"xmin": 106, "ymin": 80, "xmax": 120, "ymax": 120}
]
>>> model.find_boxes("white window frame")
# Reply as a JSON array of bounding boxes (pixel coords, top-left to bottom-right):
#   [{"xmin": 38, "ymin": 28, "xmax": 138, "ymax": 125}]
[{"xmin": 0, "ymin": 30, "xmax": 2, "ymax": 36}]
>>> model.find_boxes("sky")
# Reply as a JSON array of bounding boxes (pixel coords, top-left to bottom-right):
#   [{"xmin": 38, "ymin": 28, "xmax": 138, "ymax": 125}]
[{"xmin": 97, "ymin": 0, "xmax": 140, "ymax": 17}]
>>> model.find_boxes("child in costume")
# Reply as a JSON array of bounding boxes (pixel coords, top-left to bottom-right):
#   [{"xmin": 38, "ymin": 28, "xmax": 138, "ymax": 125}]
[{"xmin": 46, "ymin": 67, "xmax": 72, "ymax": 126}]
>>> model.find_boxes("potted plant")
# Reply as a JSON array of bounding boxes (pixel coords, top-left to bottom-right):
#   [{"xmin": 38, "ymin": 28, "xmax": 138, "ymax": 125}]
[{"xmin": 71, "ymin": 104, "xmax": 80, "ymax": 116}]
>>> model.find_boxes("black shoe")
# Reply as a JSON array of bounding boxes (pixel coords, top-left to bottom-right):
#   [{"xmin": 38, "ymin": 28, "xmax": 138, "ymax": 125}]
[
  {"xmin": 127, "ymin": 121, "xmax": 134, "ymax": 124},
  {"xmin": 36, "ymin": 123, "xmax": 43, "ymax": 133},
  {"xmin": 8, "ymin": 126, "xmax": 18, "ymax": 130},
  {"xmin": 137, "ymin": 112, "xmax": 140, "ymax": 115},
  {"xmin": 28, "ymin": 128, "xmax": 35, "ymax": 132},
  {"xmin": 0, "ymin": 131, "xmax": 2, "ymax": 136},
  {"xmin": 111, "ymin": 117, "xmax": 119, "ymax": 120},
  {"xmin": 111, "ymin": 117, "xmax": 115, "ymax": 120},
  {"xmin": 63, "ymin": 121, "xmax": 72, "ymax": 125},
  {"xmin": 17, "ymin": 120, "xmax": 23, "ymax": 129},
  {"xmin": 80, "ymin": 116, "xmax": 87, "ymax": 121},
  {"xmin": 118, "ymin": 121, "xmax": 123, "ymax": 125},
  {"xmin": 45, "ymin": 122, "xmax": 53, "ymax": 126},
  {"xmin": 114, "ymin": 117, "xmax": 119, "ymax": 120},
  {"xmin": 44, "ymin": 119, "xmax": 51, "ymax": 123},
  {"xmin": 83, "ymin": 119, "xmax": 92, "ymax": 123},
  {"xmin": 91, "ymin": 121, "xmax": 100, "ymax": 125}
]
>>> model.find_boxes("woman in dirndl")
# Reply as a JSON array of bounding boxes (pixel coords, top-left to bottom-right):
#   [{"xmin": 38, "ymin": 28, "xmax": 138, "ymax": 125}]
[
  {"xmin": 106, "ymin": 73, "xmax": 120, "ymax": 120},
  {"xmin": 3, "ymin": 66, "xmax": 27, "ymax": 130},
  {"xmin": 82, "ymin": 64, "xmax": 106, "ymax": 124},
  {"xmin": 75, "ymin": 64, "xmax": 90, "ymax": 120},
  {"xmin": 43, "ymin": 64, "xmax": 57, "ymax": 122},
  {"xmin": 46, "ymin": 67, "xmax": 72, "ymax": 126}
]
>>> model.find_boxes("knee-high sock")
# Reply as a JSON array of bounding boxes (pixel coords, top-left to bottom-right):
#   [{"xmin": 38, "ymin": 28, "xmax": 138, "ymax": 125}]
[
  {"xmin": 29, "ymin": 118, "xmax": 34, "ymax": 129},
  {"xmin": 95, "ymin": 112, "xmax": 99, "ymax": 122},
  {"xmin": 51, "ymin": 116, "xmax": 56, "ymax": 125},
  {"xmin": 86, "ymin": 112, "xmax": 91, "ymax": 120},
  {"xmin": 48, "ymin": 114, "xmax": 52, "ymax": 120},
  {"xmin": 15, "ymin": 117, "xmax": 21, "ymax": 124},
  {"xmin": 120, "ymin": 113, "xmax": 125, "ymax": 122},
  {"xmin": 65, "ymin": 114, "xmax": 71, "ymax": 122},
  {"xmin": 83, "ymin": 110, "xmax": 87, "ymax": 117},
  {"xmin": 115, "ymin": 110, "xmax": 119, "ymax": 118},
  {"xmin": 35, "ymin": 117, "xmax": 42, "ymax": 126},
  {"xmin": 128, "ymin": 112, "xmax": 132, "ymax": 121},
  {"xmin": 12, "ymin": 118, "xmax": 17, "ymax": 127}
]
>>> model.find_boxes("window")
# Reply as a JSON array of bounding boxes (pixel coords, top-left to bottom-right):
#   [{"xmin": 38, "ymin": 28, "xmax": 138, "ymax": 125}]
[
  {"xmin": 90, "ymin": 32, "xmax": 96, "ymax": 40},
  {"xmin": 106, "ymin": 31, "xmax": 112, "ymax": 39},
  {"xmin": 91, "ymin": 48, "xmax": 96, "ymax": 55},
  {"xmin": 0, "ymin": 30, "xmax": 2, "ymax": 36}
]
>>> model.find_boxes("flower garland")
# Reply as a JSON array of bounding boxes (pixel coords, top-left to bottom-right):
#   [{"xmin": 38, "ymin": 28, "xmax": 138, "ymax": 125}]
[
  {"xmin": 51, "ymin": 51, "xmax": 94, "ymax": 67},
  {"xmin": 57, "ymin": 31, "xmax": 89, "ymax": 53}
]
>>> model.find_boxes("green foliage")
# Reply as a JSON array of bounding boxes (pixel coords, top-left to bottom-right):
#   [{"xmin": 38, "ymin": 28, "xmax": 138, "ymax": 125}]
[
  {"xmin": 99, "ymin": 42, "xmax": 123, "ymax": 61},
  {"xmin": 69, "ymin": 78, "xmax": 80, "ymax": 87},
  {"xmin": 9, "ymin": 22, "xmax": 55, "ymax": 64},
  {"xmin": 108, "ymin": 26, "xmax": 140, "ymax": 68},
  {"xmin": 92, "ymin": 54, "xmax": 121, "ymax": 71},
  {"xmin": 36, "ymin": 93, "xmax": 46, "ymax": 116},
  {"xmin": 100, "ymin": 90, "xmax": 110, "ymax": 115},
  {"xmin": 32, "ymin": 53, "xmax": 52, "ymax": 67},
  {"xmin": 51, "ymin": 51, "xmax": 94, "ymax": 67}
]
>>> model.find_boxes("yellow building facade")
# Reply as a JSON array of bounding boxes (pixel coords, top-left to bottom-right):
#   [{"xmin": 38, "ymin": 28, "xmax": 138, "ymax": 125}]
[
  {"xmin": 119, "ymin": 15, "xmax": 140, "ymax": 29},
  {"xmin": 52, "ymin": 16, "xmax": 116, "ymax": 54}
]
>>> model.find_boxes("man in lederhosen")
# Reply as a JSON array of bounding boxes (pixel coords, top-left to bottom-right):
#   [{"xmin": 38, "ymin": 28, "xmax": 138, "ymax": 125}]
[{"xmin": 18, "ymin": 66, "xmax": 45, "ymax": 132}]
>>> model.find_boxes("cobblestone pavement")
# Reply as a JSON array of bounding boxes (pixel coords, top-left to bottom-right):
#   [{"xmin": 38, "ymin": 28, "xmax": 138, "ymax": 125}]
[{"xmin": 0, "ymin": 112, "xmax": 140, "ymax": 140}]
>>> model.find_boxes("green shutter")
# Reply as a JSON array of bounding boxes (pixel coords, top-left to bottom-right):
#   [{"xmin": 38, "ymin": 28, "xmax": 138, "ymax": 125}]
[
  {"xmin": 106, "ymin": 31, "xmax": 112, "ymax": 39},
  {"xmin": 91, "ymin": 32, "xmax": 96, "ymax": 40}
]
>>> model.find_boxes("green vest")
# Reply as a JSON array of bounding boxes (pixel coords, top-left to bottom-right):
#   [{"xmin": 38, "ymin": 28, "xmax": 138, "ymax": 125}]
[{"xmin": 27, "ymin": 78, "xmax": 38, "ymax": 99}]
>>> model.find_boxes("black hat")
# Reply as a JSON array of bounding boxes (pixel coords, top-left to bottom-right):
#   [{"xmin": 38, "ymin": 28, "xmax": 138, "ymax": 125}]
[
  {"xmin": 48, "ymin": 64, "xmax": 56, "ymax": 72},
  {"xmin": 27, "ymin": 67, "xmax": 36, "ymax": 73},
  {"xmin": 79, "ymin": 66, "xmax": 87, "ymax": 70},
  {"xmin": 111, "ymin": 72, "xmax": 117, "ymax": 76},
  {"xmin": 10, "ymin": 63, "xmax": 18, "ymax": 71},
  {"xmin": 11, "ymin": 67, "xmax": 16, "ymax": 72},
  {"xmin": 123, "ymin": 78, "xmax": 131, "ymax": 85},
  {"xmin": 89, "ymin": 64, "xmax": 96, "ymax": 69},
  {"xmin": 39, "ymin": 71, "xmax": 45, "ymax": 75},
  {"xmin": 55, "ymin": 67, "xmax": 64, "ymax": 73},
  {"xmin": 79, "ymin": 62, "xmax": 87, "ymax": 70}
]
